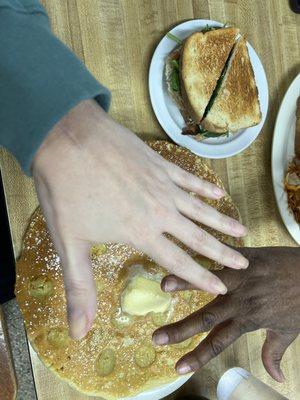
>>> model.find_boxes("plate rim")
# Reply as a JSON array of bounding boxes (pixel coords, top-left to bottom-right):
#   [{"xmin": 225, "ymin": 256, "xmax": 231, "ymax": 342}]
[
  {"xmin": 148, "ymin": 18, "xmax": 269, "ymax": 159},
  {"xmin": 271, "ymin": 73, "xmax": 300, "ymax": 245}
]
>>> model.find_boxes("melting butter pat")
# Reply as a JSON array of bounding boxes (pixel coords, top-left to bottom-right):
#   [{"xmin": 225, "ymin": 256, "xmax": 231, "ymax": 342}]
[{"xmin": 121, "ymin": 274, "xmax": 171, "ymax": 316}]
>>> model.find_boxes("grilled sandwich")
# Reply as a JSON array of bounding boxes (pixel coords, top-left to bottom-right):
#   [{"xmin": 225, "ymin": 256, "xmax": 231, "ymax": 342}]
[{"xmin": 165, "ymin": 25, "xmax": 262, "ymax": 138}]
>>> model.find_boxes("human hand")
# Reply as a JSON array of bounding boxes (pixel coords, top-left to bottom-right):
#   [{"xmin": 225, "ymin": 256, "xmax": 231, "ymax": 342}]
[
  {"xmin": 32, "ymin": 99, "xmax": 247, "ymax": 340},
  {"xmin": 153, "ymin": 247, "xmax": 300, "ymax": 382}
]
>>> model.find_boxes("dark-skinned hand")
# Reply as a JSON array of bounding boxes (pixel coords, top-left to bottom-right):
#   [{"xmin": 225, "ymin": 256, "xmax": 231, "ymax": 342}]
[{"xmin": 152, "ymin": 247, "xmax": 300, "ymax": 383}]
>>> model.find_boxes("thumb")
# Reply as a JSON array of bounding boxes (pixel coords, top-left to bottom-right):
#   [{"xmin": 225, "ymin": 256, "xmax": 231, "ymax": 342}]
[
  {"xmin": 59, "ymin": 241, "xmax": 97, "ymax": 340},
  {"xmin": 261, "ymin": 329, "xmax": 298, "ymax": 382}
]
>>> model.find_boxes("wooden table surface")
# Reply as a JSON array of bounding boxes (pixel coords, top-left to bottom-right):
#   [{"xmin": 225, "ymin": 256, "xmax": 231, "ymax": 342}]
[{"xmin": 0, "ymin": 0, "xmax": 300, "ymax": 399}]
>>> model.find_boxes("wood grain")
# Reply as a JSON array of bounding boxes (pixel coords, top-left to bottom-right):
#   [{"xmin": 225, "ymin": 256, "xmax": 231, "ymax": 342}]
[{"xmin": 0, "ymin": 0, "xmax": 299, "ymax": 399}]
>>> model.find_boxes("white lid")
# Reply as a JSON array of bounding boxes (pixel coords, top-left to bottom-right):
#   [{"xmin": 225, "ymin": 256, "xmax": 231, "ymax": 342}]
[{"xmin": 217, "ymin": 368, "xmax": 251, "ymax": 400}]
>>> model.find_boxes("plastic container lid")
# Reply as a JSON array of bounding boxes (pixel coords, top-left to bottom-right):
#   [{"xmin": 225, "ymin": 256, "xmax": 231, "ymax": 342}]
[{"xmin": 217, "ymin": 368, "xmax": 251, "ymax": 400}]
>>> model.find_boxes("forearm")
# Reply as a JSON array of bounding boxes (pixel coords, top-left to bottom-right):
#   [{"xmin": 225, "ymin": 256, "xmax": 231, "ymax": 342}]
[{"xmin": 0, "ymin": 0, "xmax": 111, "ymax": 174}]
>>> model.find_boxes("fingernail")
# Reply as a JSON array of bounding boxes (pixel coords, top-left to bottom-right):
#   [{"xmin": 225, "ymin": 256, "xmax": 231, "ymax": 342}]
[
  {"xmin": 233, "ymin": 223, "xmax": 247, "ymax": 236},
  {"xmin": 153, "ymin": 332, "xmax": 169, "ymax": 345},
  {"xmin": 213, "ymin": 280, "xmax": 227, "ymax": 295},
  {"xmin": 176, "ymin": 362, "xmax": 192, "ymax": 375},
  {"xmin": 213, "ymin": 187, "xmax": 224, "ymax": 197},
  {"xmin": 69, "ymin": 310, "xmax": 88, "ymax": 340},
  {"xmin": 235, "ymin": 257, "xmax": 249, "ymax": 269},
  {"xmin": 164, "ymin": 279, "xmax": 177, "ymax": 292}
]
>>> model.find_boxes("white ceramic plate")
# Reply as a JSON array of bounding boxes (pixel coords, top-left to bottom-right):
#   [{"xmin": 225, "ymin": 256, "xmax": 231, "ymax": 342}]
[
  {"xmin": 271, "ymin": 73, "xmax": 300, "ymax": 244},
  {"xmin": 149, "ymin": 19, "xmax": 269, "ymax": 159},
  {"xmin": 121, "ymin": 374, "xmax": 192, "ymax": 400}
]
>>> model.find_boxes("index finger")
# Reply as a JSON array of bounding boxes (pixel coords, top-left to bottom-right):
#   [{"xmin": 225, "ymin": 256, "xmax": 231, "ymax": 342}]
[{"xmin": 146, "ymin": 235, "xmax": 227, "ymax": 295}]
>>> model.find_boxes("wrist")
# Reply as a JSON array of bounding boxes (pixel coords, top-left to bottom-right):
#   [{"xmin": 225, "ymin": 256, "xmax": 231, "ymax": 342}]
[{"xmin": 31, "ymin": 99, "xmax": 107, "ymax": 176}]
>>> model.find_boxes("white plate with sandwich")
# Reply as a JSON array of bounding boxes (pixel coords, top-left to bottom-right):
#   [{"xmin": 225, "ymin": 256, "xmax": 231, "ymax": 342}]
[
  {"xmin": 149, "ymin": 19, "xmax": 269, "ymax": 159},
  {"xmin": 272, "ymin": 73, "xmax": 300, "ymax": 244}
]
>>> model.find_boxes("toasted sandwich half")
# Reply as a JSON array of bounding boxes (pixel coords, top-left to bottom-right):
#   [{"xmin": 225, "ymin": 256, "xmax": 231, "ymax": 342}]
[
  {"xmin": 165, "ymin": 27, "xmax": 240, "ymax": 136},
  {"xmin": 201, "ymin": 37, "xmax": 262, "ymax": 133},
  {"xmin": 180, "ymin": 27, "xmax": 240, "ymax": 123}
]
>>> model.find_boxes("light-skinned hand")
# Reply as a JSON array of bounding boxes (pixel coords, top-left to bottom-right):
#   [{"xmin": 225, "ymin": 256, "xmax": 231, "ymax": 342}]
[{"xmin": 32, "ymin": 99, "xmax": 248, "ymax": 340}]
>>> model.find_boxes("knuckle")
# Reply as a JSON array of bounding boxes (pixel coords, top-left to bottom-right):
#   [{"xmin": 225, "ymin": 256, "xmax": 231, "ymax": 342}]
[
  {"xmin": 220, "ymin": 245, "xmax": 236, "ymax": 261},
  {"xmin": 271, "ymin": 354, "xmax": 283, "ymax": 366},
  {"xmin": 192, "ymin": 230, "xmax": 207, "ymax": 248},
  {"xmin": 237, "ymin": 319, "xmax": 258, "ymax": 335},
  {"xmin": 192, "ymin": 200, "xmax": 208, "ymax": 219},
  {"xmin": 227, "ymin": 217, "xmax": 238, "ymax": 232},
  {"xmin": 230, "ymin": 250, "xmax": 243, "ymax": 264},
  {"xmin": 201, "ymin": 312, "xmax": 217, "ymax": 331},
  {"xmin": 179, "ymin": 169, "xmax": 190, "ymax": 182},
  {"xmin": 240, "ymin": 295, "xmax": 257, "ymax": 312},
  {"xmin": 193, "ymin": 199, "xmax": 205, "ymax": 213},
  {"xmin": 127, "ymin": 223, "xmax": 154, "ymax": 247},
  {"xmin": 237, "ymin": 320, "xmax": 249, "ymax": 335},
  {"xmin": 190, "ymin": 352, "xmax": 202, "ymax": 370},
  {"xmin": 246, "ymin": 319, "xmax": 259, "ymax": 332},
  {"xmin": 165, "ymin": 325, "xmax": 183, "ymax": 343},
  {"xmin": 209, "ymin": 338, "xmax": 224, "ymax": 357},
  {"xmin": 172, "ymin": 329, "xmax": 185, "ymax": 343},
  {"xmin": 152, "ymin": 203, "xmax": 171, "ymax": 220},
  {"xmin": 65, "ymin": 278, "xmax": 92, "ymax": 299},
  {"xmin": 170, "ymin": 253, "xmax": 186, "ymax": 274},
  {"xmin": 219, "ymin": 218, "xmax": 232, "ymax": 234}
]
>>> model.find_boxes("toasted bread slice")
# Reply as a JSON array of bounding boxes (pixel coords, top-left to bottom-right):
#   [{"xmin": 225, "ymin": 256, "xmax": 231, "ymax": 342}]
[
  {"xmin": 180, "ymin": 27, "xmax": 240, "ymax": 123},
  {"xmin": 201, "ymin": 37, "xmax": 262, "ymax": 133}
]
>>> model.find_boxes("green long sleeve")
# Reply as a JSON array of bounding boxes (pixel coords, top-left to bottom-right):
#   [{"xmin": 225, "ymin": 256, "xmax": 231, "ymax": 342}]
[{"xmin": 0, "ymin": 0, "xmax": 111, "ymax": 175}]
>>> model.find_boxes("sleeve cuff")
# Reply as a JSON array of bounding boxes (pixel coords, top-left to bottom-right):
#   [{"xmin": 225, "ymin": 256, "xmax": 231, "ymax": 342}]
[{"xmin": 0, "ymin": 7, "xmax": 111, "ymax": 175}]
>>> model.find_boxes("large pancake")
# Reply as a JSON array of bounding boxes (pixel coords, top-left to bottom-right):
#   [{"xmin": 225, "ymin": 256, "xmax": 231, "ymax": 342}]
[{"xmin": 15, "ymin": 141, "xmax": 242, "ymax": 399}]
